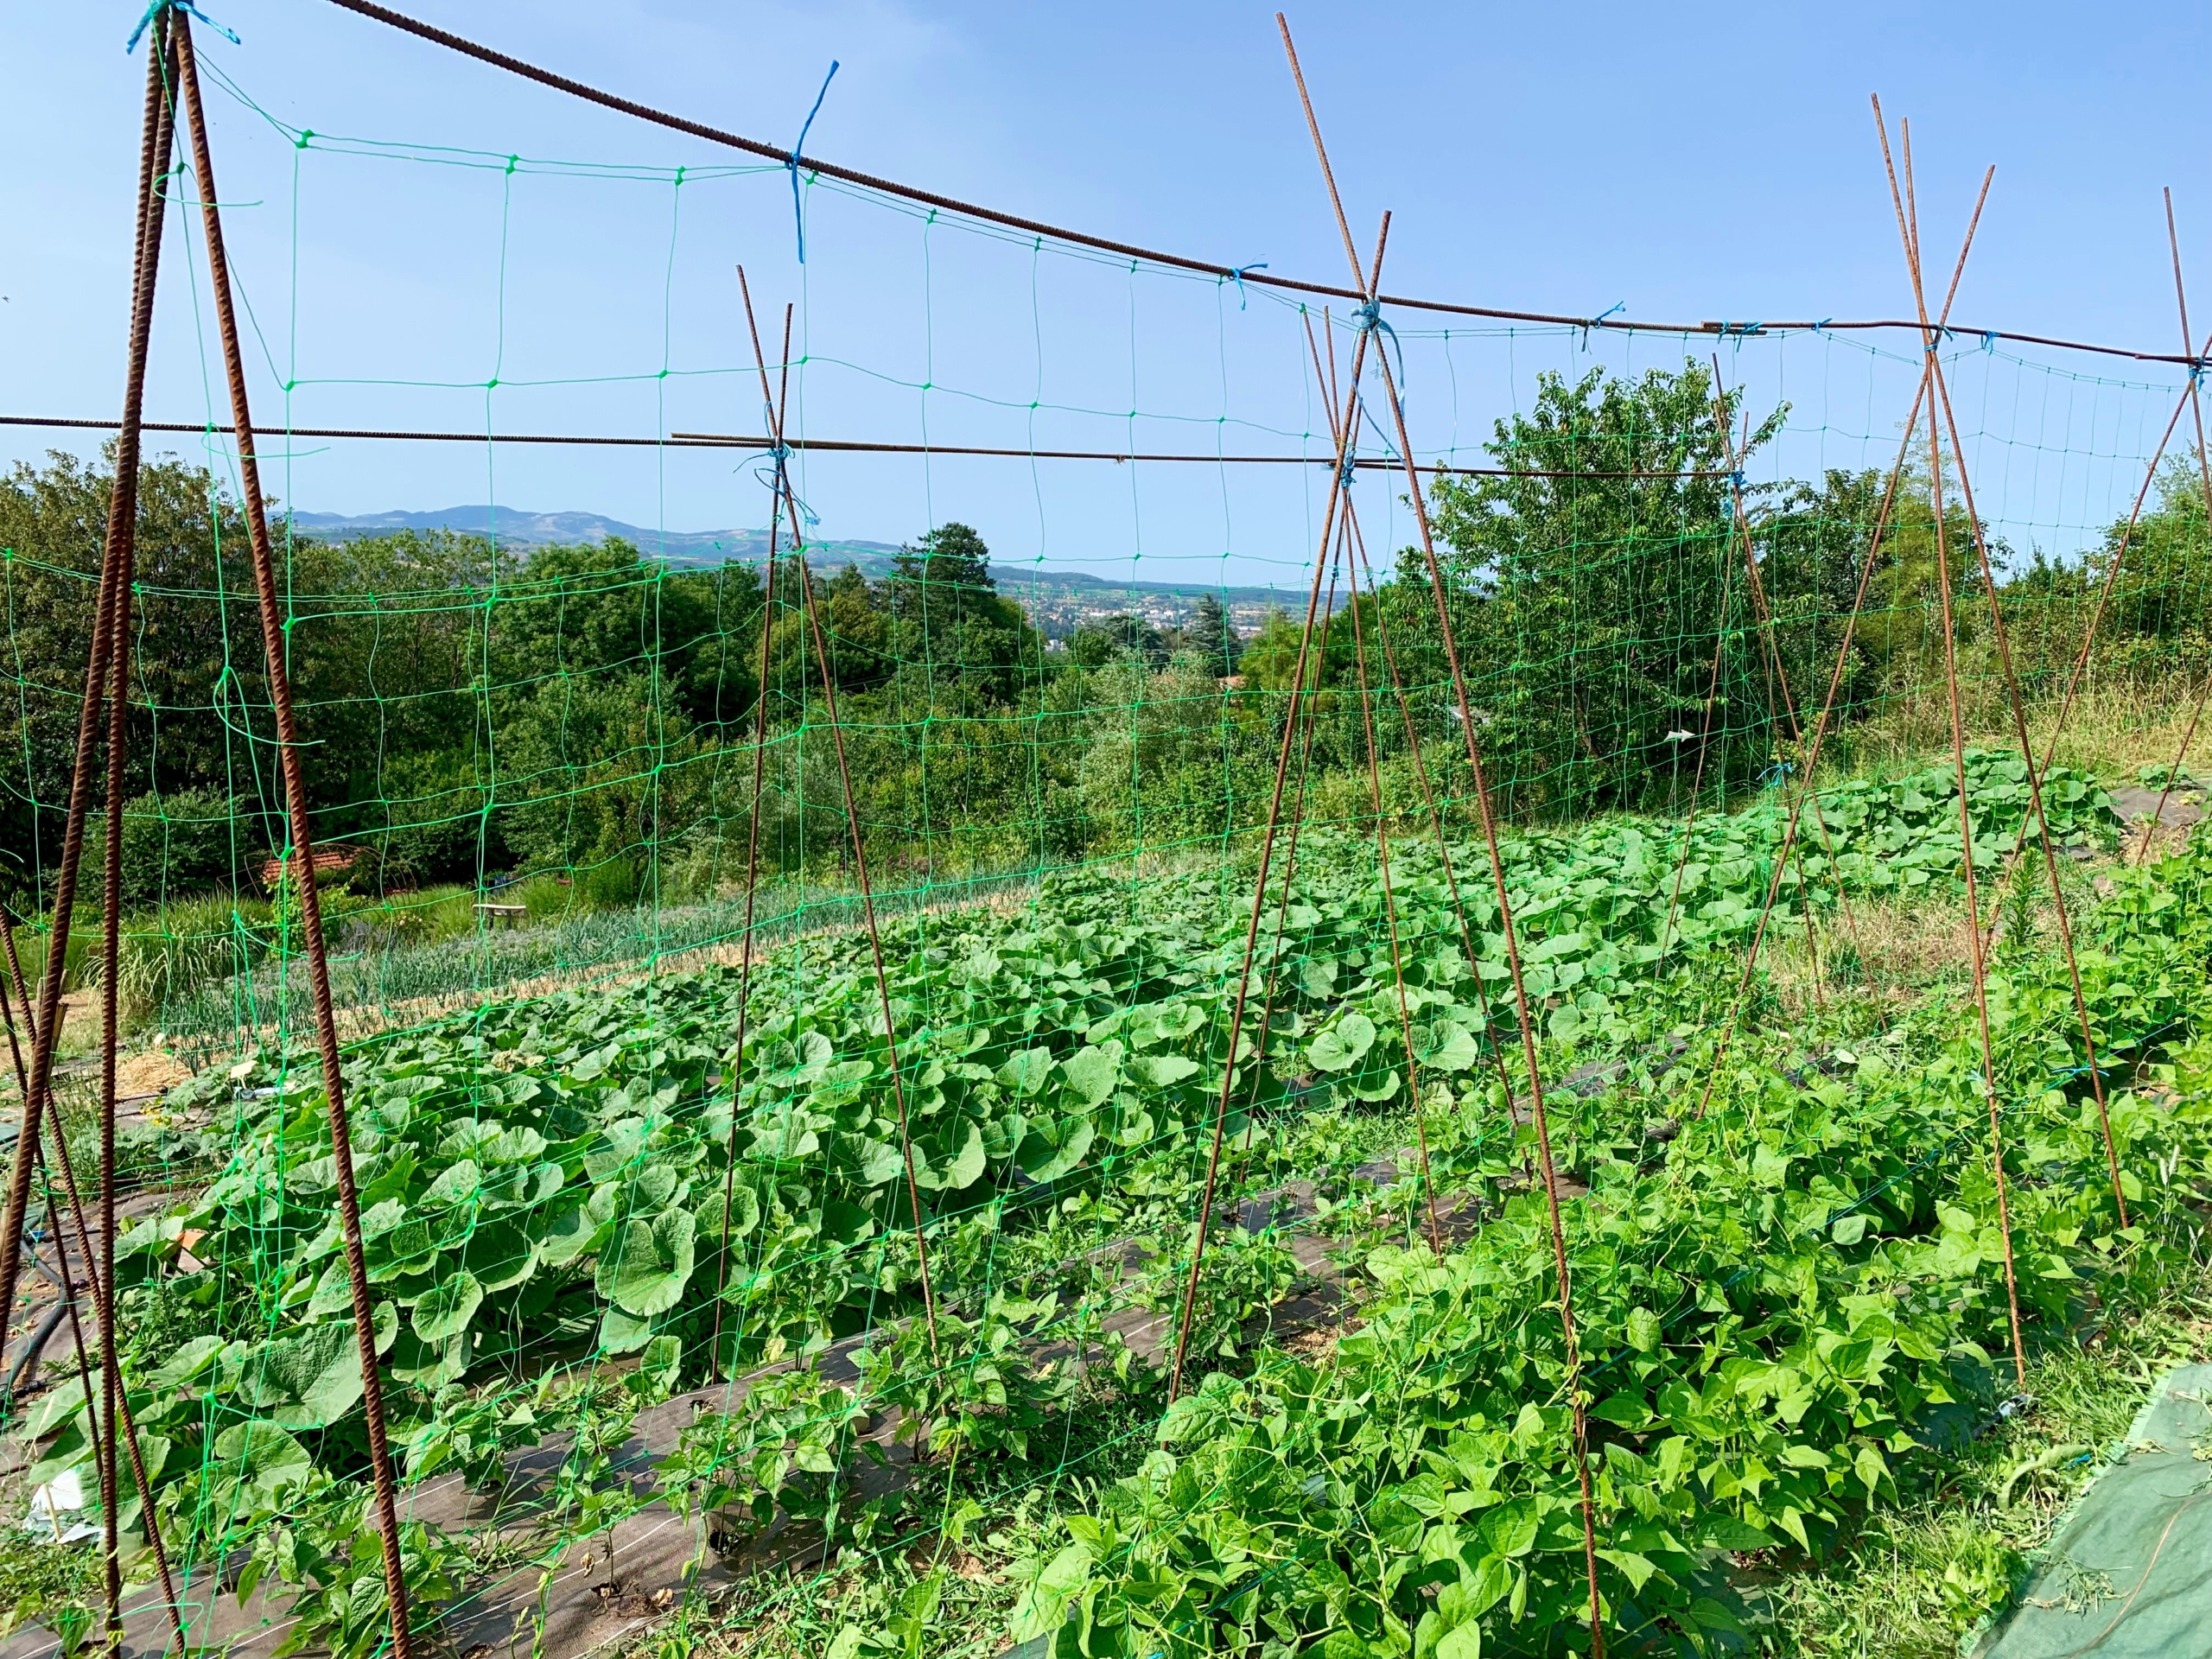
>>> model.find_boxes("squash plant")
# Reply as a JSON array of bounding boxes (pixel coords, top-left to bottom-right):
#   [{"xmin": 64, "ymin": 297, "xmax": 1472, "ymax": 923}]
[{"xmin": 2, "ymin": 751, "xmax": 2133, "ymax": 1656}]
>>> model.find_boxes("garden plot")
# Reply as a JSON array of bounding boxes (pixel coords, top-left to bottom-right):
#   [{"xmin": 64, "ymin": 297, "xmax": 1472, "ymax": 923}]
[{"xmin": 2, "ymin": 753, "xmax": 2179, "ymax": 1659}]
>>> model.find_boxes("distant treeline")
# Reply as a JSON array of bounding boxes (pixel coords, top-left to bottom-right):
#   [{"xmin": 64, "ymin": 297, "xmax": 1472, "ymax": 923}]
[{"xmin": 2, "ymin": 359, "xmax": 2203, "ymax": 909}]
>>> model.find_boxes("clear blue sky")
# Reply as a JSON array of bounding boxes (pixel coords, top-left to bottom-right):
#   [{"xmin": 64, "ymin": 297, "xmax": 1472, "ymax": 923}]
[{"xmin": 4, "ymin": 1, "xmax": 2207, "ymax": 590}]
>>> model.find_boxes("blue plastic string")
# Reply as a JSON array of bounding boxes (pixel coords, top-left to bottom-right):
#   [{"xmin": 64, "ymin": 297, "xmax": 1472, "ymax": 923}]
[
  {"xmin": 1228, "ymin": 263, "xmax": 1268, "ymax": 310},
  {"xmin": 127, "ymin": 0, "xmax": 238, "ymax": 52},
  {"xmin": 787, "ymin": 60, "xmax": 839, "ymax": 264},
  {"xmin": 1353, "ymin": 296, "xmax": 1406, "ymax": 394}
]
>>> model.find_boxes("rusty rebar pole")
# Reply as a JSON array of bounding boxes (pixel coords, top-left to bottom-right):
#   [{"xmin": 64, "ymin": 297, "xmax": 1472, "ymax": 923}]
[
  {"xmin": 1688, "ymin": 175, "xmax": 1993, "ymax": 1120},
  {"xmin": 169, "ymin": 21, "xmax": 416, "ymax": 1653},
  {"xmin": 2138, "ymin": 192, "xmax": 2212, "ymax": 859},
  {"xmin": 1273, "ymin": 14, "xmax": 1608, "ymax": 1644},
  {"xmin": 706, "ymin": 267, "xmax": 790, "ymax": 1379},
  {"xmin": 0, "ymin": 6, "xmax": 176, "ymax": 1376},
  {"xmin": 1165, "ymin": 214, "xmax": 1389, "ymax": 1408},
  {"xmin": 1335, "ymin": 510, "xmax": 1446, "ymax": 1257},
  {"xmin": 1304, "ymin": 311, "xmax": 1520, "ymax": 1118},
  {"xmin": 1879, "ymin": 107, "xmax": 2028, "ymax": 1389},
  {"xmin": 1922, "ymin": 306, "xmax": 2130, "ymax": 1230},
  {"xmin": 750, "ymin": 299, "xmax": 942, "ymax": 1358}
]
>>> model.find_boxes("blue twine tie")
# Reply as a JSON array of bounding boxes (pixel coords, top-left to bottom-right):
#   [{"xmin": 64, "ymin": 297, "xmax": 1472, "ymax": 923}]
[
  {"xmin": 1580, "ymin": 301, "xmax": 1624, "ymax": 352},
  {"xmin": 1982, "ymin": 330, "xmax": 1997, "ymax": 353},
  {"xmin": 1359, "ymin": 397, "xmax": 1401, "ymax": 462},
  {"xmin": 1758, "ymin": 760, "xmax": 1795, "ymax": 790},
  {"xmin": 753, "ymin": 441, "xmax": 820, "ymax": 531},
  {"xmin": 1354, "ymin": 296, "xmax": 1406, "ymax": 392},
  {"xmin": 1728, "ymin": 469, "xmax": 1746, "ymax": 493},
  {"xmin": 1228, "ymin": 264, "xmax": 1268, "ymax": 310},
  {"xmin": 128, "ymin": 0, "xmax": 237, "ymax": 51},
  {"xmin": 787, "ymin": 60, "xmax": 839, "ymax": 264}
]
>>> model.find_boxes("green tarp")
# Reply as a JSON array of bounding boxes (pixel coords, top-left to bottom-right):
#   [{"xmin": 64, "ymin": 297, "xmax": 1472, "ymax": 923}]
[{"xmin": 1972, "ymin": 1361, "xmax": 2212, "ymax": 1657}]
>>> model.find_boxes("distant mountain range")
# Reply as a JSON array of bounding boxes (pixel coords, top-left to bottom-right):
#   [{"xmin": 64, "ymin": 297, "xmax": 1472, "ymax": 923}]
[
  {"xmin": 288, "ymin": 506, "xmax": 1300, "ymax": 628},
  {"xmin": 289, "ymin": 505, "xmax": 789, "ymax": 564}
]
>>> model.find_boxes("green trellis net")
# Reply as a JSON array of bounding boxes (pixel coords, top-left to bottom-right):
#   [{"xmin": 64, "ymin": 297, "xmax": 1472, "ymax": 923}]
[{"xmin": 3, "ymin": 26, "xmax": 2210, "ymax": 1659}]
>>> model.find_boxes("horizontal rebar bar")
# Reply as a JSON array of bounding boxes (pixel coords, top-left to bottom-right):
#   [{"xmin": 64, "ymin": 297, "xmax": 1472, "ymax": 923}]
[
  {"xmin": 0, "ymin": 413, "xmax": 1723, "ymax": 478},
  {"xmin": 320, "ymin": 0, "xmax": 2209, "ymax": 371}
]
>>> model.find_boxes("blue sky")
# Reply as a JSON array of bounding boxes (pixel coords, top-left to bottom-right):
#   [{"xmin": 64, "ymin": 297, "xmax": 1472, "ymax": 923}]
[{"xmin": 4, "ymin": 1, "xmax": 2207, "ymax": 591}]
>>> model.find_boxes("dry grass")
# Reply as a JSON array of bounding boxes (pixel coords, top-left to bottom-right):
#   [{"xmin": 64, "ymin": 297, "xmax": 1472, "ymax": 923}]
[
  {"xmin": 115, "ymin": 1047, "xmax": 190, "ymax": 1097},
  {"xmin": 1835, "ymin": 674, "xmax": 2212, "ymax": 786},
  {"xmin": 1764, "ymin": 892, "xmax": 1982, "ymax": 1022}
]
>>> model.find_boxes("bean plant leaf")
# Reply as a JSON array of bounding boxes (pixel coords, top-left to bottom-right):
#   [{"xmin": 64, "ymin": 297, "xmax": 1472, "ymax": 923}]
[
  {"xmin": 1127, "ymin": 1053, "xmax": 1201, "ymax": 1089},
  {"xmin": 1479, "ymin": 1499, "xmax": 1538, "ymax": 1559},
  {"xmin": 387, "ymin": 1328, "xmax": 468, "ymax": 1387},
  {"xmin": 598, "ymin": 1304, "xmax": 657, "ymax": 1355},
  {"xmin": 208, "ymin": 1421, "xmax": 314, "ymax": 1514},
  {"xmin": 997, "ymin": 1047, "xmax": 1055, "ymax": 1096},
  {"xmin": 696, "ymin": 1182, "xmax": 761, "ymax": 1243},
  {"xmin": 1008, "ymin": 1543, "xmax": 1090, "ymax": 1642},
  {"xmin": 239, "ymin": 1322, "xmax": 367, "ymax": 1429},
  {"xmin": 849, "ymin": 1136, "xmax": 906, "ymax": 1189},
  {"xmin": 419, "ymin": 1158, "xmax": 482, "ymax": 1211},
  {"xmin": 537, "ymin": 1198, "xmax": 605, "ymax": 1267}
]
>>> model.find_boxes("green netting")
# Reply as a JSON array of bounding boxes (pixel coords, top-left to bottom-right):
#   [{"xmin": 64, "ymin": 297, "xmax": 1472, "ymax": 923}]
[{"xmin": 3, "ymin": 17, "xmax": 2212, "ymax": 1659}]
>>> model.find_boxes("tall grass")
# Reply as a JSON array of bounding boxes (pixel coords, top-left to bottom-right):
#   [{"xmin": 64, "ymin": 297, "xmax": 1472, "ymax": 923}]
[{"xmin": 1827, "ymin": 670, "xmax": 2212, "ymax": 785}]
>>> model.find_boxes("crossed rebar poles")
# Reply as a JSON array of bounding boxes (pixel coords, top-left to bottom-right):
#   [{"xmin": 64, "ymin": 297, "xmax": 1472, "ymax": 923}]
[{"xmin": 5, "ymin": 12, "xmax": 2203, "ymax": 1659}]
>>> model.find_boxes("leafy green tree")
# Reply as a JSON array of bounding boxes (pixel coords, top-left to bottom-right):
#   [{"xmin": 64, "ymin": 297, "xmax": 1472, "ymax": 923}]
[
  {"xmin": 87, "ymin": 786, "xmax": 262, "ymax": 908},
  {"xmin": 765, "ymin": 560, "xmax": 893, "ymax": 701},
  {"xmin": 1068, "ymin": 612, "xmax": 1167, "ymax": 671},
  {"xmin": 488, "ymin": 537, "xmax": 752, "ymax": 731},
  {"xmin": 0, "ymin": 448, "xmax": 388, "ymax": 896},
  {"xmin": 1233, "ymin": 606, "xmax": 1319, "ymax": 693},
  {"xmin": 1180, "ymin": 592, "xmax": 1241, "ymax": 675},
  {"xmin": 498, "ymin": 670, "xmax": 702, "ymax": 898},
  {"xmin": 885, "ymin": 523, "xmax": 1041, "ymax": 712},
  {"xmin": 2016, "ymin": 455, "xmax": 2212, "ymax": 687},
  {"xmin": 1426, "ymin": 359, "xmax": 1786, "ymax": 816}
]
